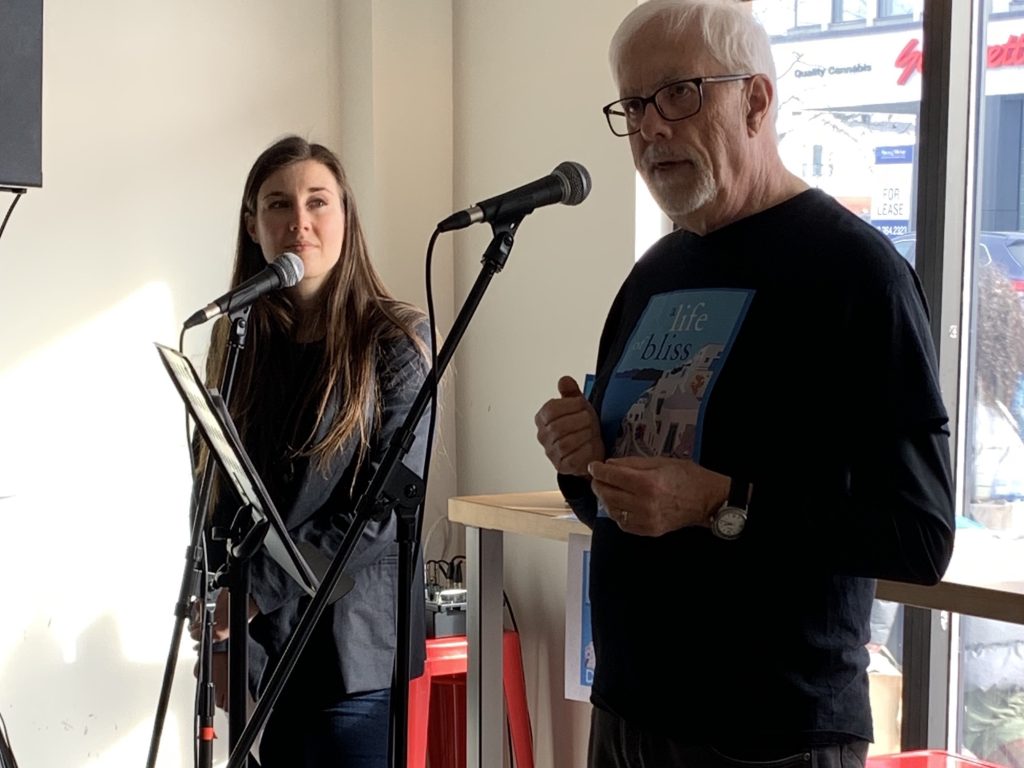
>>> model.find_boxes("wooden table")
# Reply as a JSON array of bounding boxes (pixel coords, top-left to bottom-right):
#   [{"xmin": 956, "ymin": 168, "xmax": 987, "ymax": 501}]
[
  {"xmin": 448, "ymin": 492, "xmax": 581, "ymax": 768},
  {"xmin": 448, "ymin": 490, "xmax": 1024, "ymax": 768}
]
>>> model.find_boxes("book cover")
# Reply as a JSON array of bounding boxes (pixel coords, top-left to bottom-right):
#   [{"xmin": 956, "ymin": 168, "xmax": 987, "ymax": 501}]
[{"xmin": 597, "ymin": 289, "xmax": 752, "ymax": 518}]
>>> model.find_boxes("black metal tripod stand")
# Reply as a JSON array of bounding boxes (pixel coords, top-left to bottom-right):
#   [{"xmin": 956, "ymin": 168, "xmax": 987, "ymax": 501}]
[
  {"xmin": 224, "ymin": 221, "xmax": 520, "ymax": 768},
  {"xmin": 146, "ymin": 309, "xmax": 255, "ymax": 768}
]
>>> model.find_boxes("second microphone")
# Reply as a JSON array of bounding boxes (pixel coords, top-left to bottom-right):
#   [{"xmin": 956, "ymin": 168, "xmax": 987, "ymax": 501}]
[
  {"xmin": 183, "ymin": 251, "xmax": 304, "ymax": 329},
  {"xmin": 437, "ymin": 161, "xmax": 592, "ymax": 232}
]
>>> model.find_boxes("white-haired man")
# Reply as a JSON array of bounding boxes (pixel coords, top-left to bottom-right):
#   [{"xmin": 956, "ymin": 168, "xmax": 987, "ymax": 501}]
[{"xmin": 535, "ymin": 1, "xmax": 955, "ymax": 765}]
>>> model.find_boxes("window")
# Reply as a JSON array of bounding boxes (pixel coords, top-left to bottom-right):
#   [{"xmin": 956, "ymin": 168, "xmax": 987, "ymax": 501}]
[
  {"xmin": 758, "ymin": 4, "xmax": 925, "ymax": 748},
  {"xmin": 795, "ymin": 0, "xmax": 828, "ymax": 28},
  {"xmin": 833, "ymin": 0, "xmax": 868, "ymax": 24},
  {"xmin": 756, "ymin": 6, "xmax": 918, "ymax": 240},
  {"xmin": 764, "ymin": 0, "xmax": 926, "ymax": 743},
  {"xmin": 755, "ymin": 0, "xmax": 1024, "ymax": 755},
  {"xmin": 878, "ymin": 0, "xmax": 915, "ymax": 19},
  {"xmin": 952, "ymin": 1, "xmax": 1024, "ymax": 760}
]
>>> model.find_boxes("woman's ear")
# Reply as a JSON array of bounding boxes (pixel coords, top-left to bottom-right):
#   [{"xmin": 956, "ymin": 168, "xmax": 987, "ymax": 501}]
[
  {"xmin": 745, "ymin": 74, "xmax": 773, "ymax": 136},
  {"xmin": 245, "ymin": 213, "xmax": 259, "ymax": 243}
]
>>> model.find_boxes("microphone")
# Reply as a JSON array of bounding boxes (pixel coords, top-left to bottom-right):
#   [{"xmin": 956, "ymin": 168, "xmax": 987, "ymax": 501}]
[
  {"xmin": 183, "ymin": 252, "xmax": 304, "ymax": 329},
  {"xmin": 437, "ymin": 161, "xmax": 591, "ymax": 232}
]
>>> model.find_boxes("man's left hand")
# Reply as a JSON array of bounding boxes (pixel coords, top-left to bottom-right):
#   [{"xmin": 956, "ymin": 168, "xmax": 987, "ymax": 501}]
[{"xmin": 588, "ymin": 456, "xmax": 730, "ymax": 536}]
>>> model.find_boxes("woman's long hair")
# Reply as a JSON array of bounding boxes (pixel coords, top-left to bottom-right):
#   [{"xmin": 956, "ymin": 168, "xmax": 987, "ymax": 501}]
[{"xmin": 203, "ymin": 135, "xmax": 425, "ymax": 477}]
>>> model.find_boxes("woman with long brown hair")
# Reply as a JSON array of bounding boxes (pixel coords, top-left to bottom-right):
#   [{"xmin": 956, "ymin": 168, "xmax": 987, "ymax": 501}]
[{"xmin": 192, "ymin": 134, "xmax": 430, "ymax": 767}]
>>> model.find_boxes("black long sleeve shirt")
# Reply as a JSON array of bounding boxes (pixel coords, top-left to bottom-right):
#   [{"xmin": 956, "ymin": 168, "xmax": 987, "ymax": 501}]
[{"xmin": 560, "ymin": 189, "xmax": 955, "ymax": 746}]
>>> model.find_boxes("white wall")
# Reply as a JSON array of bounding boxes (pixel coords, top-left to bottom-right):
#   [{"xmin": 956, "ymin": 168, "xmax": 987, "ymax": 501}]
[
  {"xmin": 333, "ymin": 0, "xmax": 460, "ymax": 571},
  {"xmin": 0, "ymin": 2, "xmax": 453, "ymax": 766},
  {"xmin": 0, "ymin": 1, "xmax": 637, "ymax": 766},
  {"xmin": 451, "ymin": 2, "xmax": 636, "ymax": 765}
]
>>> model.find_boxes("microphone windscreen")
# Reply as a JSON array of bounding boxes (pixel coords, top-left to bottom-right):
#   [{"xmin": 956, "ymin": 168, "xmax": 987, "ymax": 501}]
[
  {"xmin": 553, "ymin": 161, "xmax": 592, "ymax": 206},
  {"xmin": 270, "ymin": 251, "xmax": 304, "ymax": 287}
]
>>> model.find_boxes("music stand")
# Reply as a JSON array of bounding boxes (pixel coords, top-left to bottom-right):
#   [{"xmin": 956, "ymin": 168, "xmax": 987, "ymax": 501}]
[
  {"xmin": 155, "ymin": 342, "xmax": 358, "ymax": 765},
  {"xmin": 155, "ymin": 342, "xmax": 328, "ymax": 598}
]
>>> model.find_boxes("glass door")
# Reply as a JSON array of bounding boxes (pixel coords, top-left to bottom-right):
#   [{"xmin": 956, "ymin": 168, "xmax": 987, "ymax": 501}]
[
  {"xmin": 753, "ymin": 1, "xmax": 925, "ymax": 751},
  {"xmin": 952, "ymin": 1, "xmax": 1024, "ymax": 764}
]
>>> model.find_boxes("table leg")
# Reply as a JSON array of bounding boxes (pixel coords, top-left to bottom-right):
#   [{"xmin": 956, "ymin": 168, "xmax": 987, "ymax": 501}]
[{"xmin": 466, "ymin": 525, "xmax": 504, "ymax": 768}]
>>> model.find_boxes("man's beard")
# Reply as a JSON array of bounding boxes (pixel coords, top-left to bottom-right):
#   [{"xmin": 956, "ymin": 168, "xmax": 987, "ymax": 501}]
[{"xmin": 642, "ymin": 158, "xmax": 716, "ymax": 222}]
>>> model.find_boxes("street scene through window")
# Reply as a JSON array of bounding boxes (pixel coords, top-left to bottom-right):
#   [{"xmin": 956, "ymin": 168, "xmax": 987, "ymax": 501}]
[{"xmin": 753, "ymin": 2, "xmax": 1024, "ymax": 764}]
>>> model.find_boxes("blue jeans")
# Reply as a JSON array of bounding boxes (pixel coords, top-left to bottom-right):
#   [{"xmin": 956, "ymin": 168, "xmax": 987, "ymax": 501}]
[
  {"xmin": 259, "ymin": 688, "xmax": 391, "ymax": 768},
  {"xmin": 588, "ymin": 706, "xmax": 869, "ymax": 768}
]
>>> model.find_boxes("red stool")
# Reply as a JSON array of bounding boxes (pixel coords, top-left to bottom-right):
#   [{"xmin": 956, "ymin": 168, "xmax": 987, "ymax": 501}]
[
  {"xmin": 408, "ymin": 630, "xmax": 534, "ymax": 768},
  {"xmin": 867, "ymin": 750, "xmax": 1005, "ymax": 768}
]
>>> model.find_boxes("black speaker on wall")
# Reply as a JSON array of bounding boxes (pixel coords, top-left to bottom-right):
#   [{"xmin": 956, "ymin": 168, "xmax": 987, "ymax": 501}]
[{"xmin": 0, "ymin": 0, "xmax": 43, "ymax": 190}]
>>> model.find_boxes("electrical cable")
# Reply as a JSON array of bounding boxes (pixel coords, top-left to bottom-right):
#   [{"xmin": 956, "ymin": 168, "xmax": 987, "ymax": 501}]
[
  {"xmin": 0, "ymin": 191, "xmax": 24, "ymax": 245},
  {"xmin": 503, "ymin": 591, "xmax": 519, "ymax": 633},
  {"xmin": 449, "ymin": 554, "xmax": 466, "ymax": 585},
  {"xmin": 397, "ymin": 224, "xmax": 445, "ymax": 701},
  {"xmin": 425, "ymin": 559, "xmax": 450, "ymax": 582},
  {"xmin": 502, "ymin": 592, "xmax": 519, "ymax": 764},
  {"xmin": 418, "ymin": 227, "xmax": 444, "ymax": 550},
  {"xmin": 421, "ymin": 513, "xmax": 451, "ymax": 563}
]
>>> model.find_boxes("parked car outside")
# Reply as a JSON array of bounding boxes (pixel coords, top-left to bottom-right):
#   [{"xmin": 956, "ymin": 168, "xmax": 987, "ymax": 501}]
[{"xmin": 891, "ymin": 231, "xmax": 1024, "ymax": 292}]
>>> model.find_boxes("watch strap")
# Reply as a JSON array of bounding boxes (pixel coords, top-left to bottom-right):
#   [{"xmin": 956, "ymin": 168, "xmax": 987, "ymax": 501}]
[{"xmin": 727, "ymin": 477, "xmax": 750, "ymax": 510}]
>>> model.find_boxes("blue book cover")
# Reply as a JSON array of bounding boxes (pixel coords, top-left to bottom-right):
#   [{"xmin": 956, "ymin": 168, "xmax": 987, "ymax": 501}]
[{"xmin": 597, "ymin": 289, "xmax": 752, "ymax": 517}]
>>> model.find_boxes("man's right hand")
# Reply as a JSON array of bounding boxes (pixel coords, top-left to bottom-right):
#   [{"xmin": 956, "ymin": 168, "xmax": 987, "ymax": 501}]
[{"xmin": 535, "ymin": 375, "xmax": 605, "ymax": 476}]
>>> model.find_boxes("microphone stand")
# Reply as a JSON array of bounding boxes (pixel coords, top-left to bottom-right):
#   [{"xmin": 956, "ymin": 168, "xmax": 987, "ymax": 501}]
[
  {"xmin": 225, "ymin": 219, "xmax": 522, "ymax": 768},
  {"xmin": 197, "ymin": 594, "xmax": 216, "ymax": 768},
  {"xmin": 145, "ymin": 308, "xmax": 252, "ymax": 768}
]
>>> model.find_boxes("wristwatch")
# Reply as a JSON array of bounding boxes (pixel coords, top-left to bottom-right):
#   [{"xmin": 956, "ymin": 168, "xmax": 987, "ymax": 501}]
[{"xmin": 710, "ymin": 477, "xmax": 750, "ymax": 540}]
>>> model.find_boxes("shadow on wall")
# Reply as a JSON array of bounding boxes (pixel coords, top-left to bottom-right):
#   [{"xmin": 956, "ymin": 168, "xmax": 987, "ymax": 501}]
[{"xmin": 0, "ymin": 613, "xmax": 203, "ymax": 767}]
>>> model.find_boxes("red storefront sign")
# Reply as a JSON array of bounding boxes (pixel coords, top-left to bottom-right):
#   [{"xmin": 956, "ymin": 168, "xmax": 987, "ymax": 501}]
[{"xmin": 895, "ymin": 34, "xmax": 1024, "ymax": 85}]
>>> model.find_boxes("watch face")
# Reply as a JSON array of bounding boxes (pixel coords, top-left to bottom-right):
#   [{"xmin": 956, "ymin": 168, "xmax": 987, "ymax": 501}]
[{"xmin": 713, "ymin": 506, "xmax": 746, "ymax": 539}]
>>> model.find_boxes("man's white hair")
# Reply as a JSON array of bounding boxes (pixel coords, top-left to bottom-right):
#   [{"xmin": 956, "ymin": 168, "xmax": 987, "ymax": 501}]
[{"xmin": 610, "ymin": 0, "xmax": 778, "ymax": 121}]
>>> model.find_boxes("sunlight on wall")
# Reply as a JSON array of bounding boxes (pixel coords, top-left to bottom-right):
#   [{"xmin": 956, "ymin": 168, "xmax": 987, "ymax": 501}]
[
  {"xmin": 101, "ymin": 718, "xmax": 184, "ymax": 768},
  {"xmin": 0, "ymin": 282, "xmax": 200, "ymax": 767},
  {"xmin": 635, "ymin": 171, "xmax": 672, "ymax": 260}
]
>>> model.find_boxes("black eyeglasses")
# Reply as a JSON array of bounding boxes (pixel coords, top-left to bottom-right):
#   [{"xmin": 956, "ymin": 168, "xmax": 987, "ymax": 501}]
[{"xmin": 602, "ymin": 74, "xmax": 754, "ymax": 137}]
